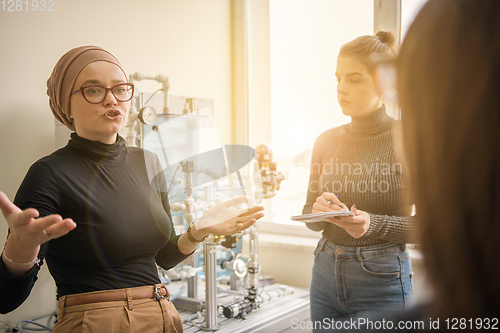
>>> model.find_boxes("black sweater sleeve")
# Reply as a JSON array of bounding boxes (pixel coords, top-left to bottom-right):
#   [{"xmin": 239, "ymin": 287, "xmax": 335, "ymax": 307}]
[
  {"xmin": 151, "ymin": 155, "xmax": 191, "ymax": 270},
  {"xmin": 155, "ymin": 191, "xmax": 191, "ymax": 270},
  {"xmin": 0, "ymin": 246, "xmax": 46, "ymax": 314},
  {"xmin": 0, "ymin": 162, "xmax": 57, "ymax": 314}
]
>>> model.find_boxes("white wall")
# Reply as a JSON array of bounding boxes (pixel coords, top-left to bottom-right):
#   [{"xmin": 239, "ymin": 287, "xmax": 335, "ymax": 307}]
[{"xmin": 0, "ymin": 0, "xmax": 233, "ymax": 324}]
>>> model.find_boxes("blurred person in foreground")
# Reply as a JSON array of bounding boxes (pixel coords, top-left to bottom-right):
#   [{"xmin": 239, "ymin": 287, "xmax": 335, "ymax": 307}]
[{"xmin": 367, "ymin": 0, "xmax": 500, "ymax": 331}]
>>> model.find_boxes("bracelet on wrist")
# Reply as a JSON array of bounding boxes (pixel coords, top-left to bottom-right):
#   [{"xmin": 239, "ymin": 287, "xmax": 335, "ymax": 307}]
[
  {"xmin": 187, "ymin": 224, "xmax": 208, "ymax": 244},
  {"xmin": 2, "ymin": 251, "xmax": 40, "ymax": 266}
]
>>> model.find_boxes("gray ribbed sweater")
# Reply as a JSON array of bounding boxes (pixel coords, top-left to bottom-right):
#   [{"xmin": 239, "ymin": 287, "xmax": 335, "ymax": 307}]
[{"xmin": 303, "ymin": 106, "xmax": 415, "ymax": 246}]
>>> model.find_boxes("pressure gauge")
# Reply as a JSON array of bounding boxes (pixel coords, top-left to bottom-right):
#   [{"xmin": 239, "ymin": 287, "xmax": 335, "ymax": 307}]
[{"xmin": 138, "ymin": 106, "xmax": 158, "ymax": 125}]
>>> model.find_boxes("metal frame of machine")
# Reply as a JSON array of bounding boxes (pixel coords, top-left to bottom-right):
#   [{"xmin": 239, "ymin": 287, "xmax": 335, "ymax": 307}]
[{"xmin": 124, "ymin": 72, "xmax": 292, "ymax": 331}]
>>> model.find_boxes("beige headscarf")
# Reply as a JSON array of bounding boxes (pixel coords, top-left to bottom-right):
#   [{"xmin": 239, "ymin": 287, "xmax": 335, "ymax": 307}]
[{"xmin": 46, "ymin": 46, "xmax": 127, "ymax": 131}]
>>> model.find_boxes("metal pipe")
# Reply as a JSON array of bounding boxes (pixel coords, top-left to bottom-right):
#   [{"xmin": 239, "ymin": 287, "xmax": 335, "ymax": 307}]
[
  {"xmin": 203, "ymin": 242, "xmax": 219, "ymax": 331},
  {"xmin": 244, "ymin": 225, "xmax": 260, "ymax": 297},
  {"xmin": 130, "ymin": 72, "xmax": 170, "ymax": 113},
  {"xmin": 125, "ymin": 76, "xmax": 139, "ymax": 147},
  {"xmin": 187, "ymin": 254, "xmax": 198, "ymax": 299}
]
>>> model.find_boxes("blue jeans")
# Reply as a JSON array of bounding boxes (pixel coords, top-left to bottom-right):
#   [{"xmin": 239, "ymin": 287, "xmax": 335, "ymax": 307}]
[{"xmin": 309, "ymin": 237, "xmax": 414, "ymax": 332}]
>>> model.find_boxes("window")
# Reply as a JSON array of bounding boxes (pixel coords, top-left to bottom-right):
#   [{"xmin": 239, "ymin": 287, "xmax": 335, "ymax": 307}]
[
  {"xmin": 267, "ymin": 0, "xmax": 374, "ymax": 225},
  {"xmin": 401, "ymin": 0, "xmax": 428, "ymax": 40}
]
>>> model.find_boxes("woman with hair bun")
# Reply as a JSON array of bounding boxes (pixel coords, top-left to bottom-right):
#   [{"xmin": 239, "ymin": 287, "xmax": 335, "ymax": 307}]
[{"xmin": 303, "ymin": 31, "xmax": 415, "ymax": 331}]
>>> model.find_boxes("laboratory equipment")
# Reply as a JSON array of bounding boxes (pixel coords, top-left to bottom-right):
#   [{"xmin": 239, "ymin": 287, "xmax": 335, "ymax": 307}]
[
  {"xmin": 254, "ymin": 143, "xmax": 285, "ymax": 199},
  {"xmin": 124, "ymin": 72, "xmax": 301, "ymax": 332}
]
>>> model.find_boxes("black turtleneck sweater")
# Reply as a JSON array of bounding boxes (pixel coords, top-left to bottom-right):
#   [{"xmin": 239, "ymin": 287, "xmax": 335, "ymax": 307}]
[
  {"xmin": 0, "ymin": 133, "xmax": 190, "ymax": 314},
  {"xmin": 303, "ymin": 106, "xmax": 415, "ymax": 247}
]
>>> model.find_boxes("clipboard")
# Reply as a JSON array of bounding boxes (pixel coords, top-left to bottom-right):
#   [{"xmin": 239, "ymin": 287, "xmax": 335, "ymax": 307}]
[{"xmin": 290, "ymin": 204, "xmax": 354, "ymax": 222}]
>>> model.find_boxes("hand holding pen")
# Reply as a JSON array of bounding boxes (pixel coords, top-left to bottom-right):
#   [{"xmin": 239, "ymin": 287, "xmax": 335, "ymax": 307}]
[
  {"xmin": 312, "ymin": 192, "xmax": 344, "ymax": 214},
  {"xmin": 311, "ymin": 192, "xmax": 370, "ymax": 238}
]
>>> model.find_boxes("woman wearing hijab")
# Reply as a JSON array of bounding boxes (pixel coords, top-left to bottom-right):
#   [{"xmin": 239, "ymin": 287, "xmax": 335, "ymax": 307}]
[{"xmin": 0, "ymin": 46, "xmax": 264, "ymax": 332}]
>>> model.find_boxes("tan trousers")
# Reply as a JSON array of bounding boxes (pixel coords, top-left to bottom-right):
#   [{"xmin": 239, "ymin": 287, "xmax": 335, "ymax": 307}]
[{"xmin": 53, "ymin": 285, "xmax": 183, "ymax": 333}]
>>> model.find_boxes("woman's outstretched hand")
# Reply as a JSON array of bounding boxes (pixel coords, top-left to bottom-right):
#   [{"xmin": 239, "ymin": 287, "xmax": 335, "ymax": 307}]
[
  {"xmin": 0, "ymin": 191, "xmax": 76, "ymax": 275},
  {"xmin": 201, "ymin": 205, "xmax": 264, "ymax": 236},
  {"xmin": 194, "ymin": 197, "xmax": 264, "ymax": 236},
  {"xmin": 0, "ymin": 191, "xmax": 76, "ymax": 247},
  {"xmin": 178, "ymin": 197, "xmax": 264, "ymax": 254}
]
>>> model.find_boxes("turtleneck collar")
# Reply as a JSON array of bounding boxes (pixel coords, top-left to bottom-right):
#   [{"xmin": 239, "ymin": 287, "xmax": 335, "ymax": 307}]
[
  {"xmin": 68, "ymin": 132, "xmax": 127, "ymax": 166},
  {"xmin": 346, "ymin": 104, "xmax": 393, "ymax": 137}
]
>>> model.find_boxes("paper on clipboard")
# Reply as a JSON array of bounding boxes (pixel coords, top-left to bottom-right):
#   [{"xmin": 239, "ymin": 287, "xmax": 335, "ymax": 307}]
[{"xmin": 290, "ymin": 204, "xmax": 354, "ymax": 222}]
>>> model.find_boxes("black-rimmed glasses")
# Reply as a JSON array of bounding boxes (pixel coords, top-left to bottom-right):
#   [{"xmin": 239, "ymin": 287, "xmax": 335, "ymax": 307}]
[{"xmin": 71, "ymin": 83, "xmax": 134, "ymax": 104}]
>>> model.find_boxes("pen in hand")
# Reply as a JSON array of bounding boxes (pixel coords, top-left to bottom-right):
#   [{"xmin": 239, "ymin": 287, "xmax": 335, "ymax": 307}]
[
  {"xmin": 327, "ymin": 195, "xmax": 340, "ymax": 205},
  {"xmin": 327, "ymin": 195, "xmax": 353, "ymax": 219}
]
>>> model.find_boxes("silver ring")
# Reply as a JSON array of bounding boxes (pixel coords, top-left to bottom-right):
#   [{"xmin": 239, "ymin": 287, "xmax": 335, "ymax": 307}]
[{"xmin": 43, "ymin": 229, "xmax": 51, "ymax": 238}]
